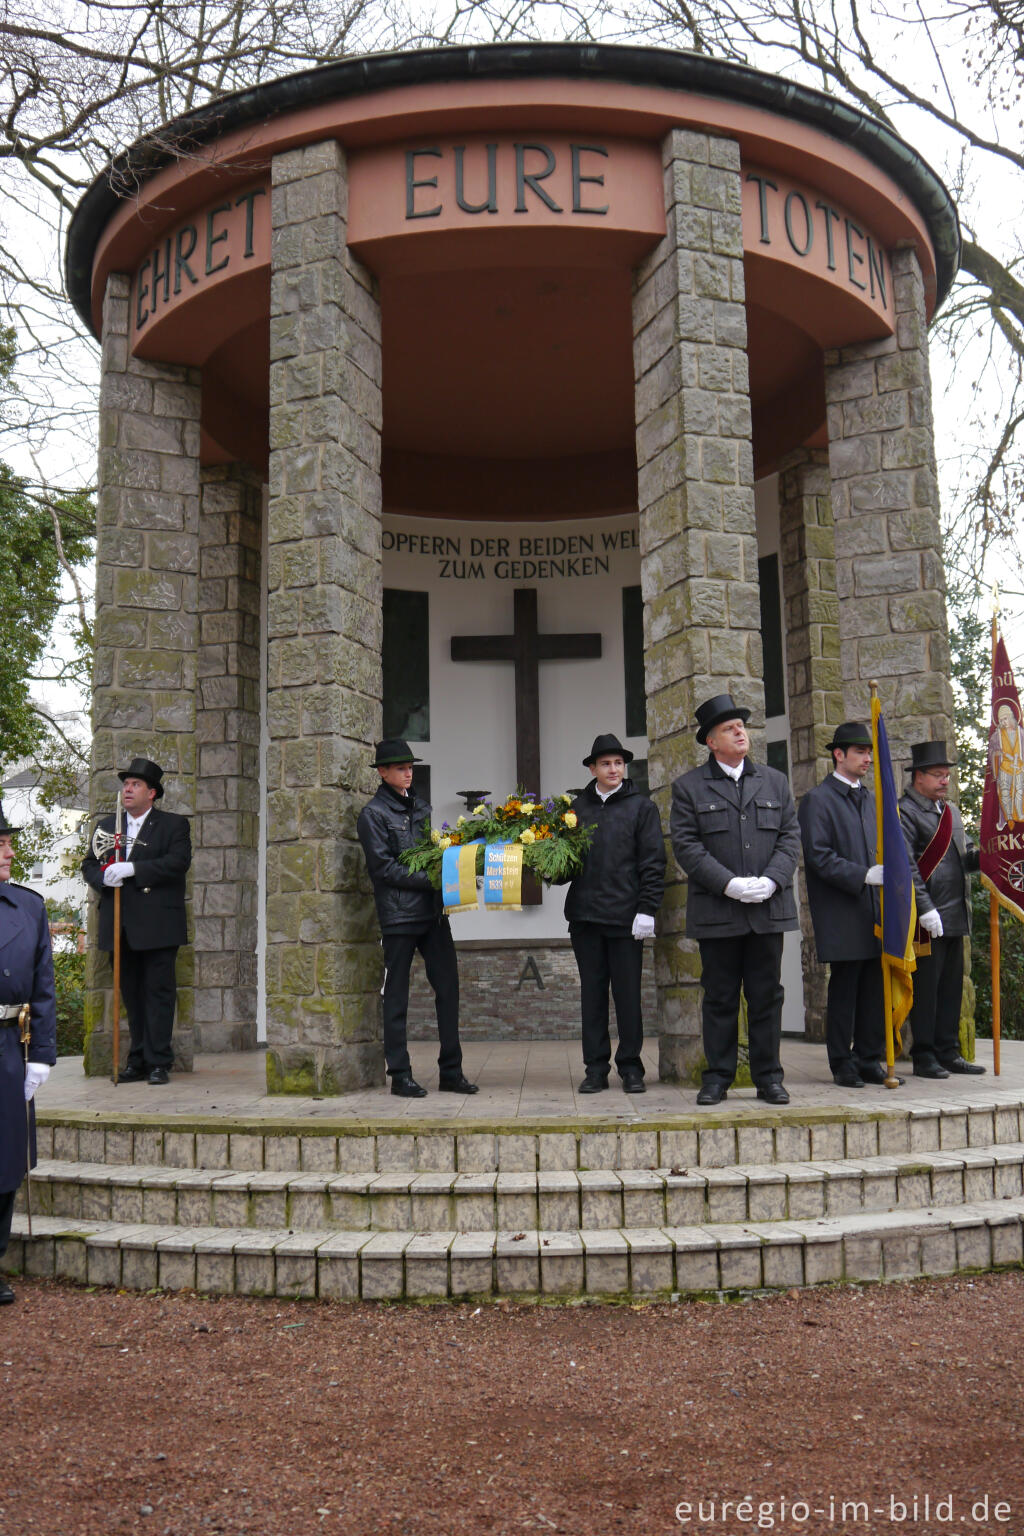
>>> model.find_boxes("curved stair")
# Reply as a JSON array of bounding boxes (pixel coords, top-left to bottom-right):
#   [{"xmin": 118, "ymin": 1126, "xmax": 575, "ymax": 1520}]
[{"xmin": 9, "ymin": 1098, "xmax": 1024, "ymax": 1299}]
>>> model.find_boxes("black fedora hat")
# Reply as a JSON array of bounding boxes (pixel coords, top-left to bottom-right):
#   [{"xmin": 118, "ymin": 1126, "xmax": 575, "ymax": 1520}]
[
  {"xmin": 825, "ymin": 722, "xmax": 872, "ymax": 753},
  {"xmin": 906, "ymin": 740, "xmax": 956, "ymax": 773},
  {"xmin": 695, "ymin": 694, "xmax": 751, "ymax": 747},
  {"xmin": 118, "ymin": 757, "xmax": 165, "ymax": 798},
  {"xmin": 372, "ymin": 738, "xmax": 422, "ymax": 767},
  {"xmin": 0, "ymin": 800, "xmax": 20, "ymax": 836},
  {"xmin": 583, "ymin": 732, "xmax": 634, "ymax": 767}
]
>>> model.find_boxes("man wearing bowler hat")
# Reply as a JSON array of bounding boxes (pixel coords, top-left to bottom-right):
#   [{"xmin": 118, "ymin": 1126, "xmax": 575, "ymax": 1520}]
[
  {"xmin": 670, "ymin": 694, "xmax": 800, "ymax": 1105},
  {"xmin": 797, "ymin": 722, "xmax": 899, "ymax": 1088},
  {"xmin": 0, "ymin": 801, "xmax": 57, "ymax": 1304},
  {"xmin": 562, "ymin": 733, "xmax": 665, "ymax": 1094},
  {"xmin": 356, "ymin": 738, "xmax": 477, "ymax": 1098},
  {"xmin": 898, "ymin": 740, "xmax": 984, "ymax": 1078},
  {"xmin": 82, "ymin": 758, "xmax": 191, "ymax": 1084}
]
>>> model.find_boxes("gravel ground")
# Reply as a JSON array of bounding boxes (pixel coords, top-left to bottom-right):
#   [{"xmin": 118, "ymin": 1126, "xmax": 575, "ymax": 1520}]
[{"xmin": 2, "ymin": 1272, "xmax": 1021, "ymax": 1536}]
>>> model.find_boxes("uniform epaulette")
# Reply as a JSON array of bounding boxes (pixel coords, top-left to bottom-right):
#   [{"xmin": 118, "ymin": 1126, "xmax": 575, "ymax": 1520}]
[{"xmin": 6, "ymin": 882, "xmax": 45, "ymax": 903}]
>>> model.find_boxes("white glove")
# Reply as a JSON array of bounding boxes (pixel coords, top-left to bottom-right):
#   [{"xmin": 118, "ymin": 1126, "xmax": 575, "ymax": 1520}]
[
  {"xmin": 724, "ymin": 877, "xmax": 756, "ymax": 900},
  {"xmin": 24, "ymin": 1063, "xmax": 50, "ymax": 1101},
  {"xmin": 631, "ymin": 913, "xmax": 656, "ymax": 941},
  {"xmin": 864, "ymin": 865, "xmax": 884, "ymax": 887},
  {"xmin": 745, "ymin": 877, "xmax": 776, "ymax": 903},
  {"xmin": 920, "ymin": 908, "xmax": 944, "ymax": 938},
  {"xmin": 102, "ymin": 861, "xmax": 135, "ymax": 886}
]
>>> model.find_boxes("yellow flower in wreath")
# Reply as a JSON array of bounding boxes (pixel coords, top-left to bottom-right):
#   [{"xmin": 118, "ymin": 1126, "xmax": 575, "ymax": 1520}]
[
  {"xmin": 519, "ymin": 828, "xmax": 536, "ymax": 844},
  {"xmin": 472, "ymin": 804, "xmax": 487, "ymax": 815},
  {"xmin": 430, "ymin": 829, "xmax": 441, "ymax": 845},
  {"xmin": 438, "ymin": 836, "xmax": 453, "ymax": 850},
  {"xmin": 563, "ymin": 811, "xmax": 578, "ymax": 829}
]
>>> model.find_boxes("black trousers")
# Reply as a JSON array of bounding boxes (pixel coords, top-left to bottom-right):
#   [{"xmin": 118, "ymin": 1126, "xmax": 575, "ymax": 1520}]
[
  {"xmin": 909, "ymin": 934, "xmax": 965, "ymax": 1063},
  {"xmin": 569, "ymin": 924, "xmax": 645, "ymax": 1079},
  {"xmin": 826, "ymin": 958, "xmax": 885, "ymax": 1073},
  {"xmin": 120, "ymin": 941, "xmax": 178, "ymax": 1072},
  {"xmin": 381, "ymin": 921, "xmax": 461, "ymax": 1079},
  {"xmin": 0, "ymin": 1187, "xmax": 15, "ymax": 1260},
  {"xmin": 698, "ymin": 932, "xmax": 785, "ymax": 1089}
]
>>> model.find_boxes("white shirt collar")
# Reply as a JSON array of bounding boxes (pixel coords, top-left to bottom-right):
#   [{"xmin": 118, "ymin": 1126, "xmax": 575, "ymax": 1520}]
[
  {"xmin": 126, "ymin": 808, "xmax": 151, "ymax": 830},
  {"xmin": 596, "ymin": 784, "xmax": 620, "ymax": 801},
  {"xmin": 833, "ymin": 771, "xmax": 862, "ymax": 790},
  {"xmin": 716, "ymin": 759, "xmax": 744, "ymax": 782}
]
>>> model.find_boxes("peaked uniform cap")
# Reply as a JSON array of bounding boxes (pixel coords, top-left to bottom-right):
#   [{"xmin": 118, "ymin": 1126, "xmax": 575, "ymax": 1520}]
[
  {"xmin": 583, "ymin": 733, "xmax": 634, "ymax": 767},
  {"xmin": 117, "ymin": 757, "xmax": 165, "ymax": 798},
  {"xmin": 0, "ymin": 800, "xmax": 20, "ymax": 835}
]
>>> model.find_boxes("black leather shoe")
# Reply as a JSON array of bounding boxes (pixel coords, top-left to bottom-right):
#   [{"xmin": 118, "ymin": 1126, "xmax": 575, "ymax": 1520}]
[
  {"xmin": 913, "ymin": 1059, "xmax": 950, "ymax": 1079},
  {"xmin": 147, "ymin": 1067, "xmax": 170, "ymax": 1085},
  {"xmin": 620, "ymin": 1069, "xmax": 646, "ymax": 1094},
  {"xmin": 0, "ymin": 1278, "xmax": 14, "ymax": 1305},
  {"xmin": 856, "ymin": 1063, "xmax": 889, "ymax": 1085},
  {"xmin": 940, "ymin": 1056, "xmax": 986, "ymax": 1075},
  {"xmin": 833, "ymin": 1065, "xmax": 865, "ymax": 1088},
  {"xmin": 757, "ymin": 1083, "xmax": 790, "ymax": 1105},
  {"xmin": 578, "ymin": 1074, "xmax": 609, "ymax": 1094},
  {"xmin": 438, "ymin": 1074, "xmax": 479, "ymax": 1094},
  {"xmin": 696, "ymin": 1082, "xmax": 728, "ymax": 1106},
  {"xmin": 118, "ymin": 1066, "xmax": 147, "ymax": 1083},
  {"xmin": 391, "ymin": 1073, "xmax": 427, "ymax": 1098}
]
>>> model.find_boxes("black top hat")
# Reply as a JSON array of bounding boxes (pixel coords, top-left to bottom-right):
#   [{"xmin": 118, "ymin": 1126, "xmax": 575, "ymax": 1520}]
[
  {"xmin": 372, "ymin": 738, "xmax": 422, "ymax": 767},
  {"xmin": 0, "ymin": 800, "xmax": 20, "ymax": 836},
  {"xmin": 695, "ymin": 694, "xmax": 751, "ymax": 747},
  {"xmin": 905, "ymin": 740, "xmax": 956, "ymax": 773},
  {"xmin": 118, "ymin": 757, "xmax": 165, "ymax": 798},
  {"xmin": 582, "ymin": 733, "xmax": 634, "ymax": 768},
  {"xmin": 826, "ymin": 722, "xmax": 873, "ymax": 754}
]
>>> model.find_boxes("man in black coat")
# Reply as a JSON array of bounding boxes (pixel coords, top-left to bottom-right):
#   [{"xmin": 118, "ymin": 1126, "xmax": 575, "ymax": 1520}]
[
  {"xmin": 670, "ymin": 694, "xmax": 800, "ymax": 1106},
  {"xmin": 81, "ymin": 758, "xmax": 191, "ymax": 1085},
  {"xmin": 356, "ymin": 738, "xmax": 477, "ymax": 1099},
  {"xmin": 898, "ymin": 740, "xmax": 984, "ymax": 1078},
  {"xmin": 797, "ymin": 722, "xmax": 898, "ymax": 1088},
  {"xmin": 0, "ymin": 801, "xmax": 57, "ymax": 1304},
  {"xmin": 563, "ymin": 733, "xmax": 665, "ymax": 1095}
]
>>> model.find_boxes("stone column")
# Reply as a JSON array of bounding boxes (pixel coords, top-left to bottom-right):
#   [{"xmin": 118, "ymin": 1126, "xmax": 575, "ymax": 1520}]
[
  {"xmin": 824, "ymin": 247, "xmax": 955, "ymax": 758},
  {"xmin": 265, "ymin": 139, "xmax": 384, "ymax": 1094},
  {"xmin": 194, "ymin": 465, "xmax": 262, "ymax": 1051},
  {"xmin": 84, "ymin": 272, "xmax": 200, "ymax": 1077},
  {"xmin": 633, "ymin": 129, "xmax": 763, "ymax": 1084},
  {"xmin": 778, "ymin": 447, "xmax": 842, "ymax": 1038}
]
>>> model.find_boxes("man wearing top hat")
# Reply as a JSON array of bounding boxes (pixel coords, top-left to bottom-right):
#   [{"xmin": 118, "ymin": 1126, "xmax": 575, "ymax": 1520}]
[
  {"xmin": 0, "ymin": 801, "xmax": 57, "ymax": 1303},
  {"xmin": 670, "ymin": 694, "xmax": 800, "ymax": 1105},
  {"xmin": 356, "ymin": 738, "xmax": 477, "ymax": 1098},
  {"xmin": 81, "ymin": 758, "xmax": 191, "ymax": 1085},
  {"xmin": 898, "ymin": 740, "xmax": 984, "ymax": 1078},
  {"xmin": 561, "ymin": 733, "xmax": 665, "ymax": 1095},
  {"xmin": 797, "ymin": 722, "xmax": 899, "ymax": 1088}
]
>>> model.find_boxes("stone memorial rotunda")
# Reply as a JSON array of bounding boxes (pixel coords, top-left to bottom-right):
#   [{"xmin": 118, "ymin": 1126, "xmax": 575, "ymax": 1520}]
[{"xmin": 65, "ymin": 42, "xmax": 960, "ymax": 1090}]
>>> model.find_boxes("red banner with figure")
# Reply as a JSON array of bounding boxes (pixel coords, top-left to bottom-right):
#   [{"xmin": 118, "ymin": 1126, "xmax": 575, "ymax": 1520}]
[{"xmin": 979, "ymin": 632, "xmax": 1024, "ymax": 925}]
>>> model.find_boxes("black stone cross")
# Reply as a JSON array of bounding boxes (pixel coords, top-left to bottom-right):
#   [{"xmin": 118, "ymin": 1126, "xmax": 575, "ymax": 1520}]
[{"xmin": 451, "ymin": 586, "xmax": 602, "ymax": 804}]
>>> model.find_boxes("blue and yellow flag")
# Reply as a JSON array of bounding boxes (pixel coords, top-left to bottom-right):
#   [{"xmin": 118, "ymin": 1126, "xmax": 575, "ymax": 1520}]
[
  {"xmin": 870, "ymin": 695, "xmax": 918, "ymax": 1050},
  {"xmin": 441, "ymin": 841, "xmax": 483, "ymax": 914},
  {"xmin": 483, "ymin": 841, "xmax": 524, "ymax": 911}
]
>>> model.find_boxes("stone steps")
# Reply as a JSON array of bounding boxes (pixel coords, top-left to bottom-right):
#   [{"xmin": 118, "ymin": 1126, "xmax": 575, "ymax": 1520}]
[
  {"xmin": 10, "ymin": 1200, "xmax": 1024, "ymax": 1300},
  {"xmin": 36, "ymin": 1097, "xmax": 1024, "ymax": 1174},
  {"xmin": 24, "ymin": 1145, "xmax": 1024, "ymax": 1233}
]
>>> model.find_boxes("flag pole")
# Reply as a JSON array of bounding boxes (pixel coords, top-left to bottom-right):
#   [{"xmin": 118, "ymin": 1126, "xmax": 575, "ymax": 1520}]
[
  {"xmin": 869, "ymin": 680, "xmax": 900, "ymax": 1088},
  {"xmin": 112, "ymin": 798, "xmax": 123, "ymax": 1086},
  {"xmin": 990, "ymin": 603, "xmax": 1002, "ymax": 1077}
]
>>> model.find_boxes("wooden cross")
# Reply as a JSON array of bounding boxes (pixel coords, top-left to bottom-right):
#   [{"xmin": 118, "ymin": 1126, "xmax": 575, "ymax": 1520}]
[{"xmin": 451, "ymin": 585, "xmax": 602, "ymax": 802}]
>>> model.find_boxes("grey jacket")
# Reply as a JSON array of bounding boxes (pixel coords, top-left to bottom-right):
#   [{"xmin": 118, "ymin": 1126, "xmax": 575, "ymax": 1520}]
[
  {"xmin": 670, "ymin": 756, "xmax": 800, "ymax": 939},
  {"xmin": 898, "ymin": 787, "xmax": 978, "ymax": 937},
  {"xmin": 798, "ymin": 774, "xmax": 880, "ymax": 962}
]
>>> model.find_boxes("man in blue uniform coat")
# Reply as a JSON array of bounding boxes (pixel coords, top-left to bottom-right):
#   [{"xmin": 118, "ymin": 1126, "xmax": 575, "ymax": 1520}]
[
  {"xmin": 0, "ymin": 801, "xmax": 57, "ymax": 1304},
  {"xmin": 81, "ymin": 758, "xmax": 191, "ymax": 1084}
]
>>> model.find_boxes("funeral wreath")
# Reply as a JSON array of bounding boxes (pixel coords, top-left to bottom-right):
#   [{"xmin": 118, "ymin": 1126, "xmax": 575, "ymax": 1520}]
[{"xmin": 400, "ymin": 791, "xmax": 595, "ymax": 886}]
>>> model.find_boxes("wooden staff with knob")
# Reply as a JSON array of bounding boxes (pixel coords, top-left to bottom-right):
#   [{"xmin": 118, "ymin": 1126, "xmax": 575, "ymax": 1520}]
[
  {"xmin": 90, "ymin": 802, "xmax": 124, "ymax": 1084},
  {"xmin": 17, "ymin": 1002, "xmax": 33, "ymax": 1237}
]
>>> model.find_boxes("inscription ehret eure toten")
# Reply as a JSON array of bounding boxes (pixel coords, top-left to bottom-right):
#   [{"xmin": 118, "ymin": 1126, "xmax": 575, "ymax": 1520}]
[{"xmin": 745, "ymin": 169, "xmax": 890, "ymax": 310}]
